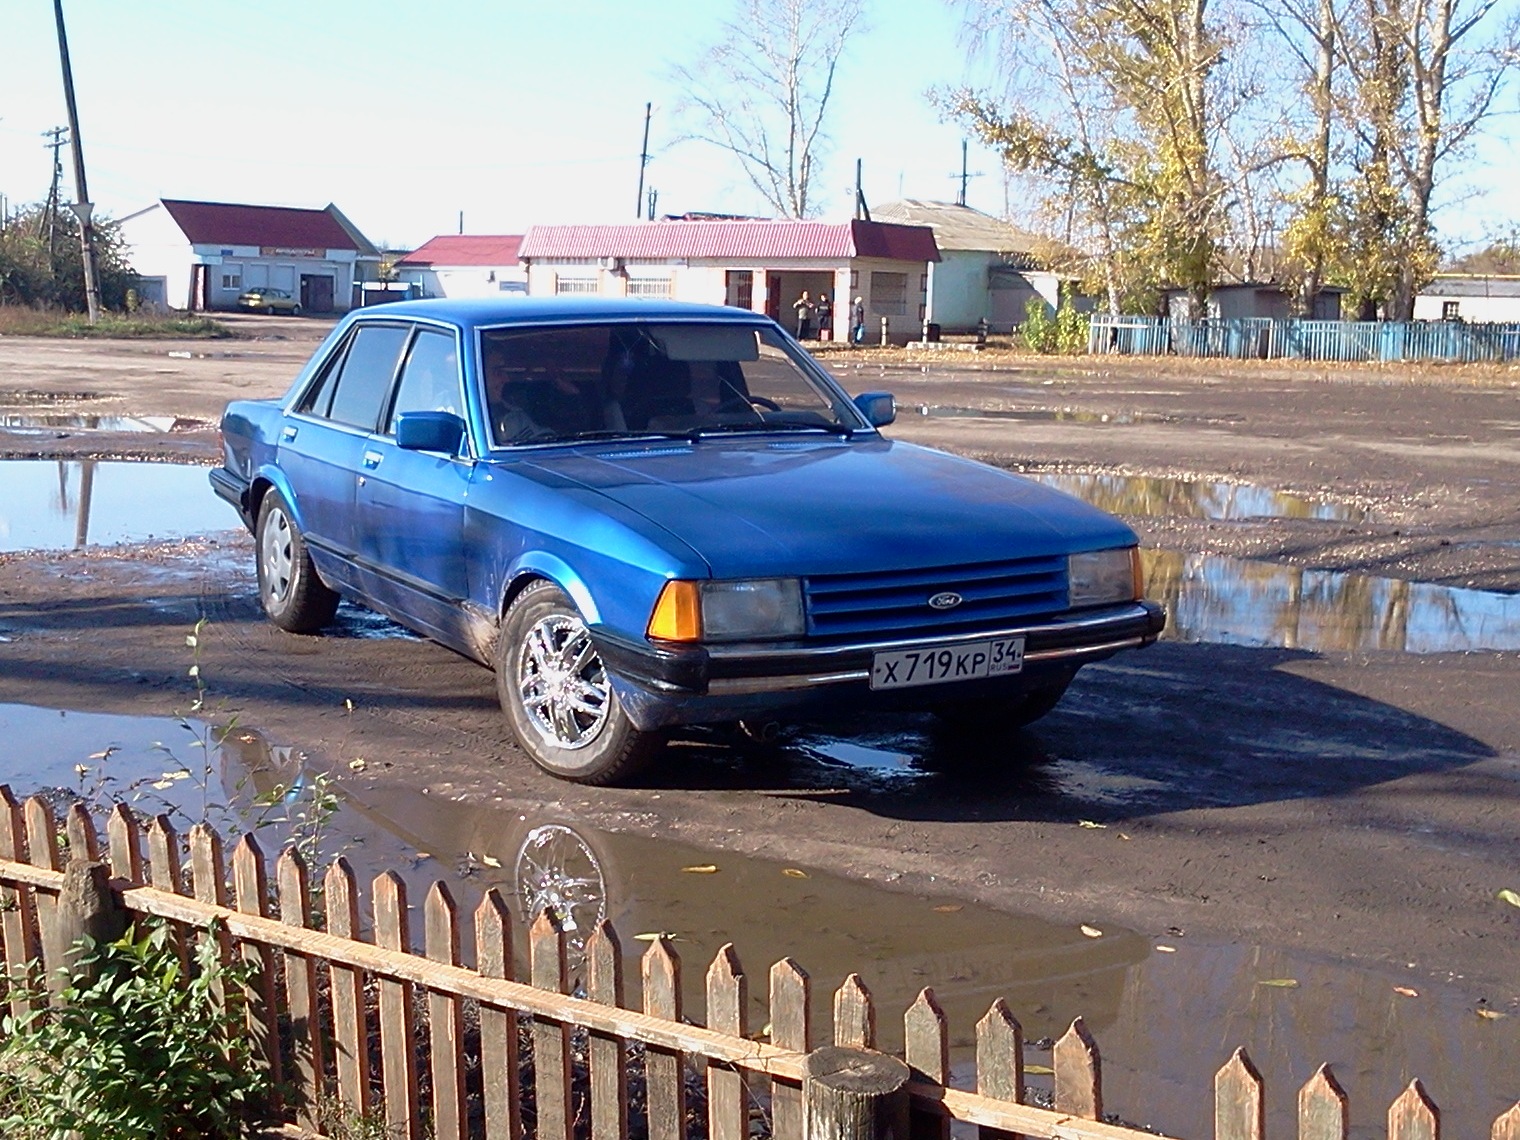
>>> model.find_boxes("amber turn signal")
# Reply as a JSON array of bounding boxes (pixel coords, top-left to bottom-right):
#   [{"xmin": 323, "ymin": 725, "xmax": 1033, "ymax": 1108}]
[{"xmin": 647, "ymin": 580, "xmax": 702, "ymax": 641}]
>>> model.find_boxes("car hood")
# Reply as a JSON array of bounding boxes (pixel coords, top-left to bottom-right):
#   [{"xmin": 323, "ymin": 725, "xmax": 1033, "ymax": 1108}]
[{"xmin": 521, "ymin": 436, "xmax": 1136, "ymax": 578}]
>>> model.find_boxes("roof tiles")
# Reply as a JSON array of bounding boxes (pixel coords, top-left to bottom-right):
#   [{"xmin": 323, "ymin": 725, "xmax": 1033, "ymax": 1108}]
[
  {"xmin": 160, "ymin": 199, "xmax": 362, "ymax": 251},
  {"xmin": 519, "ymin": 219, "xmax": 939, "ymax": 263},
  {"xmin": 398, "ymin": 234, "xmax": 524, "ymax": 267}
]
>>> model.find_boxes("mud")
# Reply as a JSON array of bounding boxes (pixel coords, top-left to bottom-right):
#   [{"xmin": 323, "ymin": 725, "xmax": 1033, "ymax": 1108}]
[{"xmin": 1, "ymin": 325, "xmax": 1518, "ymax": 1134}]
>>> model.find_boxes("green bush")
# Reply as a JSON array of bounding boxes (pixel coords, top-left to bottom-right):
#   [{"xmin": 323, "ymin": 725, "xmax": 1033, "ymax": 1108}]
[
  {"xmin": 1020, "ymin": 296, "xmax": 1057, "ymax": 353},
  {"xmin": 0, "ymin": 920, "xmax": 271, "ymax": 1139},
  {"xmin": 1019, "ymin": 288, "xmax": 1090, "ymax": 355}
]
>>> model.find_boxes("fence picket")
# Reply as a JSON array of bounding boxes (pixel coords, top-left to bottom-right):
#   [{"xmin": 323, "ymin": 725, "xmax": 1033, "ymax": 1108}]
[
  {"xmin": 642, "ymin": 934, "xmax": 686, "ymax": 1140},
  {"xmin": 474, "ymin": 888, "xmax": 522, "ymax": 1140},
  {"xmin": 189, "ymin": 823, "xmax": 232, "ymax": 976},
  {"xmin": 1054, "ymin": 1017, "xmax": 1102, "ymax": 1120},
  {"xmin": 1298, "ymin": 1064, "xmax": 1347, "ymax": 1140},
  {"xmin": 276, "ymin": 849, "xmax": 325, "ymax": 1131},
  {"xmin": 64, "ymin": 802, "xmax": 99, "ymax": 862},
  {"xmin": 769, "ymin": 957, "xmax": 810, "ymax": 1140},
  {"xmin": 1389, "ymin": 1081, "xmax": 1439, "ymax": 1140},
  {"xmin": 145, "ymin": 814, "xmax": 190, "ymax": 971},
  {"xmin": 976, "ymin": 999, "xmax": 1023, "ymax": 1140},
  {"xmin": 373, "ymin": 871, "xmax": 421, "ymax": 1140},
  {"xmin": 530, "ymin": 911, "xmax": 574, "ymax": 1140},
  {"xmin": 1215, "ymin": 1048, "xmax": 1263, "ymax": 1140},
  {"xmin": 587, "ymin": 920, "xmax": 630, "ymax": 1140},
  {"xmin": 324, "ymin": 858, "xmax": 372, "ymax": 1118},
  {"xmin": 706, "ymin": 944, "xmax": 748, "ymax": 1140},
  {"xmin": 23, "ymin": 797, "xmax": 60, "ymax": 982},
  {"xmin": 904, "ymin": 988, "xmax": 950, "ymax": 1140},
  {"xmin": 834, "ymin": 972, "xmax": 876, "ymax": 1049},
  {"xmin": 231, "ymin": 834, "xmax": 283, "ymax": 1102},
  {"xmin": 0, "ymin": 787, "xmax": 39, "ymax": 1018},
  {"xmin": 425, "ymin": 881, "xmax": 467, "ymax": 1140},
  {"xmin": 105, "ymin": 803, "xmax": 142, "ymax": 884}
]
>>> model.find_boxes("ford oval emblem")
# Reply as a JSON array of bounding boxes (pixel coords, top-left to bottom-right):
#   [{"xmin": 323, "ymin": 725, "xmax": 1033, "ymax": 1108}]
[{"xmin": 927, "ymin": 591, "xmax": 963, "ymax": 611}]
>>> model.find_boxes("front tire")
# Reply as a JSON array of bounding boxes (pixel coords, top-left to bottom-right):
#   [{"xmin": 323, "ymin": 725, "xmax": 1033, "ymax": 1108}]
[
  {"xmin": 255, "ymin": 490, "xmax": 339, "ymax": 633},
  {"xmin": 495, "ymin": 581, "xmax": 660, "ymax": 784}
]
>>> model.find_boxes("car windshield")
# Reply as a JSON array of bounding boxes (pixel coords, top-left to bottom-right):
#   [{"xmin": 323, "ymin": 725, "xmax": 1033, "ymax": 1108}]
[{"xmin": 479, "ymin": 321, "xmax": 861, "ymax": 447}]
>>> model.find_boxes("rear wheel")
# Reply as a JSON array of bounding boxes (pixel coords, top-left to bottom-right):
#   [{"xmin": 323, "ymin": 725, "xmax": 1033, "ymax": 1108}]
[
  {"xmin": 255, "ymin": 490, "xmax": 339, "ymax": 633},
  {"xmin": 495, "ymin": 581, "xmax": 660, "ymax": 784}
]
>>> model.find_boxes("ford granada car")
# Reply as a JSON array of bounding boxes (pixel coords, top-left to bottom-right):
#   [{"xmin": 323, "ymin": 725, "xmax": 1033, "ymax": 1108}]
[{"xmin": 212, "ymin": 297, "xmax": 1164, "ymax": 784}]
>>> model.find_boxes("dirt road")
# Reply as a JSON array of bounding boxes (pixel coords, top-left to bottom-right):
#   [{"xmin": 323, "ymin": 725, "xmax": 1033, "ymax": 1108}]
[{"xmin": 2, "ymin": 320, "xmax": 1518, "ymax": 1040}]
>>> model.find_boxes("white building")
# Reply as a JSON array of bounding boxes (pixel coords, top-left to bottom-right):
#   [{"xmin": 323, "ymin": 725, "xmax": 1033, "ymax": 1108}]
[
  {"xmin": 517, "ymin": 218, "xmax": 940, "ymax": 345},
  {"xmin": 872, "ymin": 200, "xmax": 1071, "ymax": 333},
  {"xmin": 394, "ymin": 234, "xmax": 527, "ymax": 299},
  {"xmin": 117, "ymin": 199, "xmax": 380, "ymax": 313},
  {"xmin": 1413, "ymin": 275, "xmax": 1520, "ymax": 322}
]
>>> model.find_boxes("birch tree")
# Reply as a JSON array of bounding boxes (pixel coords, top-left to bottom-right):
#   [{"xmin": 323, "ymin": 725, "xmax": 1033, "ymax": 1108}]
[{"xmin": 673, "ymin": 0, "xmax": 865, "ymax": 219}]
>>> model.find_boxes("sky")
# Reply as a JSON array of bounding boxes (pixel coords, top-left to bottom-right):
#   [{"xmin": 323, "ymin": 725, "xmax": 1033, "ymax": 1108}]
[{"xmin": 0, "ymin": 0, "xmax": 1512, "ymax": 253}]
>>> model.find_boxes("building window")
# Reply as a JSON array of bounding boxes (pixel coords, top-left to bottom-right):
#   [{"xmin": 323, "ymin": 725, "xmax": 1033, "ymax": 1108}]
[
  {"xmin": 555, "ymin": 276, "xmax": 598, "ymax": 295},
  {"xmin": 626, "ymin": 277, "xmax": 672, "ymax": 298},
  {"xmin": 221, "ymin": 272, "xmax": 241, "ymax": 290},
  {"xmin": 870, "ymin": 271, "xmax": 908, "ymax": 317},
  {"xmin": 1442, "ymin": 300, "xmax": 1460, "ymax": 321}
]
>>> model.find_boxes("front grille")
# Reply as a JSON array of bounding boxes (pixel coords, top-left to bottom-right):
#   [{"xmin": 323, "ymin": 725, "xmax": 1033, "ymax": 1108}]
[{"xmin": 804, "ymin": 555, "xmax": 1068, "ymax": 640}]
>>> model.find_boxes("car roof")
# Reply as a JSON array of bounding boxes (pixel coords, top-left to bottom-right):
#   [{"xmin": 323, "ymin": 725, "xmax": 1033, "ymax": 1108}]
[{"xmin": 348, "ymin": 296, "xmax": 776, "ymax": 333}]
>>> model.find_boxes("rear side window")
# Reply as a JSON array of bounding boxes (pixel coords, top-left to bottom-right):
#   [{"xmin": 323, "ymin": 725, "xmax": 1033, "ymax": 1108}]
[
  {"xmin": 325, "ymin": 325, "xmax": 410, "ymax": 430},
  {"xmin": 386, "ymin": 328, "xmax": 462, "ymax": 433}
]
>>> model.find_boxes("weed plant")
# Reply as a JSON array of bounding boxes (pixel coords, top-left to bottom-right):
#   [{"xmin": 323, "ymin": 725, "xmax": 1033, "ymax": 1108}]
[{"xmin": 0, "ymin": 304, "xmax": 232, "ymax": 339}]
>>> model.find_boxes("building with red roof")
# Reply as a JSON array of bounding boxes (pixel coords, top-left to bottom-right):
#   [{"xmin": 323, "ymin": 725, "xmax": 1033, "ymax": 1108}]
[
  {"xmin": 117, "ymin": 199, "xmax": 380, "ymax": 313},
  {"xmin": 394, "ymin": 234, "xmax": 527, "ymax": 300},
  {"xmin": 516, "ymin": 218, "xmax": 940, "ymax": 344}
]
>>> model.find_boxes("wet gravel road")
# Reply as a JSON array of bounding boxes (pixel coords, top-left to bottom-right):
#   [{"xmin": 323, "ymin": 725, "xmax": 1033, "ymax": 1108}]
[{"xmin": 1, "ymin": 326, "xmax": 1518, "ymax": 1133}]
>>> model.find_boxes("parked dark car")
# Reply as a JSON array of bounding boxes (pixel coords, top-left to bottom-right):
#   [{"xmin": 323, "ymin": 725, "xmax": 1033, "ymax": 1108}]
[{"xmin": 212, "ymin": 298, "xmax": 1164, "ymax": 783}]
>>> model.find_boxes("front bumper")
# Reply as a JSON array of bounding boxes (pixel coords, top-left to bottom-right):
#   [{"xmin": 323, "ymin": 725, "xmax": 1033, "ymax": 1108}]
[{"xmin": 594, "ymin": 600, "xmax": 1166, "ymax": 727}]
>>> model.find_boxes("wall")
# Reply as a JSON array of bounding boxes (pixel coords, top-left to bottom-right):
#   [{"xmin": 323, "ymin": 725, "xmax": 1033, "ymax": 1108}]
[
  {"xmin": 926, "ymin": 250, "xmax": 994, "ymax": 332},
  {"xmin": 1413, "ymin": 293, "xmax": 1520, "ymax": 322},
  {"xmin": 403, "ymin": 265, "xmax": 528, "ymax": 299},
  {"xmin": 117, "ymin": 204, "xmax": 195, "ymax": 310}
]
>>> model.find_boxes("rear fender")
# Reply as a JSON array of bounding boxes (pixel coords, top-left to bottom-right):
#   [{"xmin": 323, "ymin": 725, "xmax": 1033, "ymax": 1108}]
[{"xmin": 249, "ymin": 465, "xmax": 307, "ymax": 532}]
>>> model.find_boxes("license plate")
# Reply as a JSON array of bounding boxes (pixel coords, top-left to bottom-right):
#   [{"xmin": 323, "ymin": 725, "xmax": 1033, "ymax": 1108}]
[{"xmin": 870, "ymin": 637, "xmax": 1025, "ymax": 690}]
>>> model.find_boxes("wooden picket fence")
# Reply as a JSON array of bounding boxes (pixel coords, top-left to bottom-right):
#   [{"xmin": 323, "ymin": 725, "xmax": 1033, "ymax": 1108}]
[
  {"xmin": 1087, "ymin": 314, "xmax": 1520, "ymax": 362},
  {"xmin": 1, "ymin": 788, "xmax": 1517, "ymax": 1140}
]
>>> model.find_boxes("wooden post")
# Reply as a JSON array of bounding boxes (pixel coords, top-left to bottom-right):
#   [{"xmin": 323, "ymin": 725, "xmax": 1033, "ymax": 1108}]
[
  {"xmin": 771, "ymin": 958, "xmax": 812, "ymax": 1140},
  {"xmin": 1053, "ymin": 1017, "xmax": 1102, "ymax": 1121},
  {"xmin": 50, "ymin": 859, "xmax": 127, "ymax": 987},
  {"xmin": 803, "ymin": 1046, "xmax": 911, "ymax": 1140},
  {"xmin": 904, "ymin": 989, "xmax": 949, "ymax": 1140},
  {"xmin": 475, "ymin": 888, "xmax": 522, "ymax": 1140}
]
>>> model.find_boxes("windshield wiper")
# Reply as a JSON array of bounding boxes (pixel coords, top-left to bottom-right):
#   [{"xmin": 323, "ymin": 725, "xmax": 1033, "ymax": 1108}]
[{"xmin": 688, "ymin": 421, "xmax": 853, "ymax": 439}]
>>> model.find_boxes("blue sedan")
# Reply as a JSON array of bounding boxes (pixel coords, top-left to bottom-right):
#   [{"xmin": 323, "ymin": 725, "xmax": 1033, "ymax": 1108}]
[{"xmin": 212, "ymin": 298, "xmax": 1164, "ymax": 783}]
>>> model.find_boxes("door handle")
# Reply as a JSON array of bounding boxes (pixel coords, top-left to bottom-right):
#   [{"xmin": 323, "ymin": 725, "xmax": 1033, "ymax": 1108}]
[
  {"xmin": 362, "ymin": 450, "xmax": 383, "ymax": 470},
  {"xmin": 280, "ymin": 426, "xmax": 298, "ymax": 442}
]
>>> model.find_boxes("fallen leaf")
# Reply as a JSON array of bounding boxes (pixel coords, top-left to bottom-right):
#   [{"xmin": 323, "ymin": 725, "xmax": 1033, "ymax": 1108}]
[
  {"xmin": 150, "ymin": 779, "xmax": 175, "ymax": 790},
  {"xmin": 348, "ymin": 757, "xmax": 368, "ymax": 772},
  {"xmin": 1497, "ymin": 888, "xmax": 1520, "ymax": 908},
  {"xmin": 185, "ymin": 634, "xmax": 198, "ymax": 648},
  {"xmin": 783, "ymin": 868, "xmax": 809, "ymax": 879},
  {"xmin": 1258, "ymin": 978, "xmax": 1300, "ymax": 988},
  {"xmin": 634, "ymin": 931, "xmax": 678, "ymax": 942},
  {"xmin": 1155, "ymin": 944, "xmax": 1177, "ymax": 953},
  {"xmin": 480, "ymin": 854, "xmax": 502, "ymax": 868},
  {"xmin": 1118, "ymin": 833, "xmax": 1132, "ymax": 841},
  {"xmin": 933, "ymin": 904, "xmax": 963, "ymax": 913},
  {"xmin": 73, "ymin": 764, "xmax": 89, "ymax": 779},
  {"xmin": 682, "ymin": 864, "xmax": 720, "ymax": 874},
  {"xmin": 344, "ymin": 699, "xmax": 355, "ymax": 711},
  {"xmin": 1025, "ymin": 1064, "xmax": 1055, "ymax": 1076},
  {"xmin": 1080, "ymin": 925, "xmax": 1103, "ymax": 938},
  {"xmin": 414, "ymin": 852, "xmax": 432, "ymax": 860},
  {"xmin": 1394, "ymin": 986, "xmax": 1419, "ymax": 998},
  {"xmin": 1476, "ymin": 1008, "xmax": 1506, "ymax": 1020},
  {"xmin": 1078, "ymin": 820, "xmax": 1107, "ymax": 829},
  {"xmin": 87, "ymin": 750, "xmax": 111, "ymax": 760}
]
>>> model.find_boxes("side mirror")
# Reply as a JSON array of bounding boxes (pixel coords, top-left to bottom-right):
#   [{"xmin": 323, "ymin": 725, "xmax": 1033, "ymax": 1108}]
[
  {"xmin": 396, "ymin": 411, "xmax": 466, "ymax": 454},
  {"xmin": 853, "ymin": 391, "xmax": 896, "ymax": 428}
]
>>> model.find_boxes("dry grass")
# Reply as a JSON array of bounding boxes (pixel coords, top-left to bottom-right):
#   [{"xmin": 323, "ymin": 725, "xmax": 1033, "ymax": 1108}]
[{"xmin": 0, "ymin": 304, "xmax": 234, "ymax": 339}]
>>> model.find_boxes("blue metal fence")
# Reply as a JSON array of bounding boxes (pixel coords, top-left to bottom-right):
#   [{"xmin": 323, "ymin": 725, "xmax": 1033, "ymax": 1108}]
[{"xmin": 1088, "ymin": 315, "xmax": 1520, "ymax": 363}]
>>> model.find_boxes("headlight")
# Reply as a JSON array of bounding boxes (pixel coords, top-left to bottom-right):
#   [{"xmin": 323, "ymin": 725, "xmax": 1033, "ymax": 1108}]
[
  {"xmin": 647, "ymin": 578, "xmax": 805, "ymax": 642},
  {"xmin": 1068, "ymin": 547, "xmax": 1142, "ymax": 608}
]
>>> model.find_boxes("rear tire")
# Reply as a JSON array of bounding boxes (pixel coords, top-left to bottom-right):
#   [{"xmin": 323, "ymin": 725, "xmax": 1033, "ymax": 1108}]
[
  {"xmin": 495, "ymin": 581, "xmax": 660, "ymax": 785},
  {"xmin": 255, "ymin": 490, "xmax": 339, "ymax": 633}
]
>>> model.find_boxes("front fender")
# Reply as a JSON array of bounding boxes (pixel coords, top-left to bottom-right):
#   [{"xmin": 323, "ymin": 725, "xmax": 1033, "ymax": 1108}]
[{"xmin": 502, "ymin": 551, "xmax": 603, "ymax": 626}]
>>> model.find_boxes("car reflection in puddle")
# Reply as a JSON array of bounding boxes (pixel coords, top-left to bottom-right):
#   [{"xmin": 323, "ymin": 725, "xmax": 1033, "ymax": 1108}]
[{"xmin": 1032, "ymin": 471, "xmax": 1368, "ymax": 523}]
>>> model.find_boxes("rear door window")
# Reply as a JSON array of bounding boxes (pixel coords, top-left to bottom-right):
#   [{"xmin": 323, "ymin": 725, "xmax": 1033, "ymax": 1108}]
[{"xmin": 325, "ymin": 324, "xmax": 410, "ymax": 431}]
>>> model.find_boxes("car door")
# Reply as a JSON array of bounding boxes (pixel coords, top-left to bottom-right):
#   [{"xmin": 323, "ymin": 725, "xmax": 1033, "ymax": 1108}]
[
  {"xmin": 277, "ymin": 322, "xmax": 410, "ymax": 592},
  {"xmin": 351, "ymin": 324, "xmax": 475, "ymax": 649}
]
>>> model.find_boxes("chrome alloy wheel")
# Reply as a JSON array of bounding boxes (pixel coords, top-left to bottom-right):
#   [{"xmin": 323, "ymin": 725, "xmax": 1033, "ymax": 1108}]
[
  {"xmin": 516, "ymin": 613, "xmax": 611, "ymax": 749},
  {"xmin": 260, "ymin": 503, "xmax": 295, "ymax": 607}
]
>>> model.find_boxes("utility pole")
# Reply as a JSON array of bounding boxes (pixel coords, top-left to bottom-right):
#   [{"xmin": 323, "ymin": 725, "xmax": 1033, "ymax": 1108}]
[
  {"xmin": 854, "ymin": 159, "xmax": 870, "ymax": 221},
  {"xmin": 635, "ymin": 102, "xmax": 652, "ymax": 220},
  {"xmin": 646, "ymin": 187, "xmax": 658, "ymax": 221},
  {"xmin": 40, "ymin": 126, "xmax": 66, "ymax": 257},
  {"xmin": 52, "ymin": 0, "xmax": 101, "ymax": 323},
  {"xmin": 950, "ymin": 141, "xmax": 982, "ymax": 208}
]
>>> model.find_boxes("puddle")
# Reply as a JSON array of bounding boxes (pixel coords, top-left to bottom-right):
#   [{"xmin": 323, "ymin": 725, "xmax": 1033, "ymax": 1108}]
[
  {"xmin": 1033, "ymin": 471, "xmax": 1368, "ymax": 523},
  {"xmin": 1144, "ymin": 549, "xmax": 1520, "ymax": 654},
  {"xmin": 0, "ymin": 460, "xmax": 236, "ymax": 552},
  {"xmin": 1, "ymin": 701, "xmax": 1515, "ymax": 1140},
  {"xmin": 1, "ymin": 413, "xmax": 199, "ymax": 433},
  {"xmin": 912, "ymin": 404, "xmax": 1171, "ymax": 426}
]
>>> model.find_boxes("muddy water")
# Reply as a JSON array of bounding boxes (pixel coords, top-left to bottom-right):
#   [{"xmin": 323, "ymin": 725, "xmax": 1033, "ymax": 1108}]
[
  {"xmin": 1032, "ymin": 471, "xmax": 1368, "ymax": 523},
  {"xmin": 0, "ymin": 459, "xmax": 234, "ymax": 551},
  {"xmin": 0, "ymin": 413, "xmax": 197, "ymax": 433},
  {"xmin": 2, "ymin": 701, "xmax": 1514, "ymax": 1140}
]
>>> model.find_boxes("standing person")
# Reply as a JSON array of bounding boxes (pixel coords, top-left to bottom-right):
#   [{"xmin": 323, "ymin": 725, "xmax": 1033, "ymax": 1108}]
[
  {"xmin": 793, "ymin": 291, "xmax": 815, "ymax": 340},
  {"xmin": 817, "ymin": 293, "xmax": 834, "ymax": 340},
  {"xmin": 850, "ymin": 296, "xmax": 866, "ymax": 345}
]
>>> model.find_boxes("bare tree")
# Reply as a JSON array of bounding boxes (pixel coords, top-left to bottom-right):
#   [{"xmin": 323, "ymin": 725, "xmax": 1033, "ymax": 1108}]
[{"xmin": 673, "ymin": 0, "xmax": 865, "ymax": 219}]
